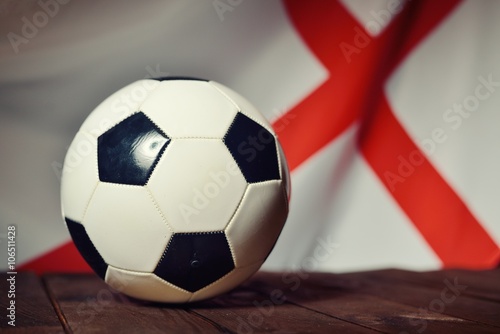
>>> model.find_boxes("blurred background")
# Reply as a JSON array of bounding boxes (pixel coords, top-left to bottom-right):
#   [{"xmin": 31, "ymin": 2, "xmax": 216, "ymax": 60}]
[{"xmin": 0, "ymin": 0, "xmax": 499, "ymax": 273}]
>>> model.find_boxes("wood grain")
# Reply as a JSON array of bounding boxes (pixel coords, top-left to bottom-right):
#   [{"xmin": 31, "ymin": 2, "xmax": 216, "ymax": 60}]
[
  {"xmin": 0, "ymin": 272, "xmax": 63, "ymax": 333},
  {"xmin": 246, "ymin": 271, "xmax": 500, "ymax": 333},
  {"xmin": 363, "ymin": 268, "xmax": 500, "ymax": 302},
  {"xmin": 337, "ymin": 269, "xmax": 500, "ymax": 328},
  {"xmin": 191, "ymin": 286, "xmax": 376, "ymax": 333},
  {"xmin": 2, "ymin": 268, "xmax": 499, "ymax": 333},
  {"xmin": 43, "ymin": 273, "xmax": 220, "ymax": 333}
]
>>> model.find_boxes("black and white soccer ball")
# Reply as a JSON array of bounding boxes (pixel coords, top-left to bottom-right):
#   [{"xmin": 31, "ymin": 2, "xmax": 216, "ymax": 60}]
[{"xmin": 60, "ymin": 77, "xmax": 290, "ymax": 303}]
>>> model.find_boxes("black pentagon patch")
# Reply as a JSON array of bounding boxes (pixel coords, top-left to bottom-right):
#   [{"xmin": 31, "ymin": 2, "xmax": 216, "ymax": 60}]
[
  {"xmin": 223, "ymin": 112, "xmax": 280, "ymax": 183},
  {"xmin": 65, "ymin": 218, "xmax": 108, "ymax": 280},
  {"xmin": 154, "ymin": 232, "xmax": 234, "ymax": 292},
  {"xmin": 98, "ymin": 112, "xmax": 170, "ymax": 186}
]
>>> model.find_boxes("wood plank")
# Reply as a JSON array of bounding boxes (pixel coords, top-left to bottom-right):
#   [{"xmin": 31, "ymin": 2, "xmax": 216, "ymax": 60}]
[
  {"xmin": 191, "ymin": 286, "xmax": 376, "ymax": 333},
  {"xmin": 365, "ymin": 268, "xmax": 500, "ymax": 302},
  {"xmin": 44, "ymin": 273, "xmax": 375, "ymax": 333},
  {"xmin": 0, "ymin": 272, "xmax": 64, "ymax": 333},
  {"xmin": 336, "ymin": 269, "xmax": 500, "ymax": 328},
  {"xmin": 247, "ymin": 271, "xmax": 499, "ymax": 333},
  {"xmin": 43, "ymin": 274, "xmax": 221, "ymax": 333}
]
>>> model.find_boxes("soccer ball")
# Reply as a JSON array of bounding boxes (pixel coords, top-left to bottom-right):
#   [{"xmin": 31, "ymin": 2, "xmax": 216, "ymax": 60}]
[{"xmin": 60, "ymin": 77, "xmax": 290, "ymax": 303}]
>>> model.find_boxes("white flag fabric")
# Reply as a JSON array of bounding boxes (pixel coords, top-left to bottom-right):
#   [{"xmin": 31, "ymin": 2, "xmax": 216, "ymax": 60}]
[{"xmin": 0, "ymin": 0, "xmax": 498, "ymax": 273}]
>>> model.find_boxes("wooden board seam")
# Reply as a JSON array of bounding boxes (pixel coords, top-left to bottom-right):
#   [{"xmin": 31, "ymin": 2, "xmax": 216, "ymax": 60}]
[{"xmin": 41, "ymin": 275, "xmax": 73, "ymax": 334}]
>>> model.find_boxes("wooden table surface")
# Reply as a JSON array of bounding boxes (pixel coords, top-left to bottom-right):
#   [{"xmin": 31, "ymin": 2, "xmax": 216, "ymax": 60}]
[{"xmin": 1, "ymin": 268, "xmax": 499, "ymax": 333}]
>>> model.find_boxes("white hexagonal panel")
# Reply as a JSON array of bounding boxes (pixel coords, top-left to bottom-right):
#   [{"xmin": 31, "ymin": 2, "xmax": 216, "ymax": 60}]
[
  {"xmin": 105, "ymin": 265, "xmax": 192, "ymax": 303},
  {"xmin": 209, "ymin": 81, "xmax": 275, "ymax": 135},
  {"xmin": 277, "ymin": 141, "xmax": 291, "ymax": 201},
  {"xmin": 84, "ymin": 183, "xmax": 172, "ymax": 272},
  {"xmin": 141, "ymin": 80, "xmax": 238, "ymax": 138},
  {"xmin": 148, "ymin": 139, "xmax": 247, "ymax": 233},
  {"xmin": 61, "ymin": 131, "xmax": 99, "ymax": 223},
  {"xmin": 80, "ymin": 79, "xmax": 160, "ymax": 137},
  {"xmin": 226, "ymin": 180, "xmax": 288, "ymax": 268}
]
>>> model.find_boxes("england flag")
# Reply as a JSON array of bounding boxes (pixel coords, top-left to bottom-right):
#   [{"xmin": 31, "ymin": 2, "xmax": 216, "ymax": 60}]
[{"xmin": 0, "ymin": 0, "xmax": 498, "ymax": 274}]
